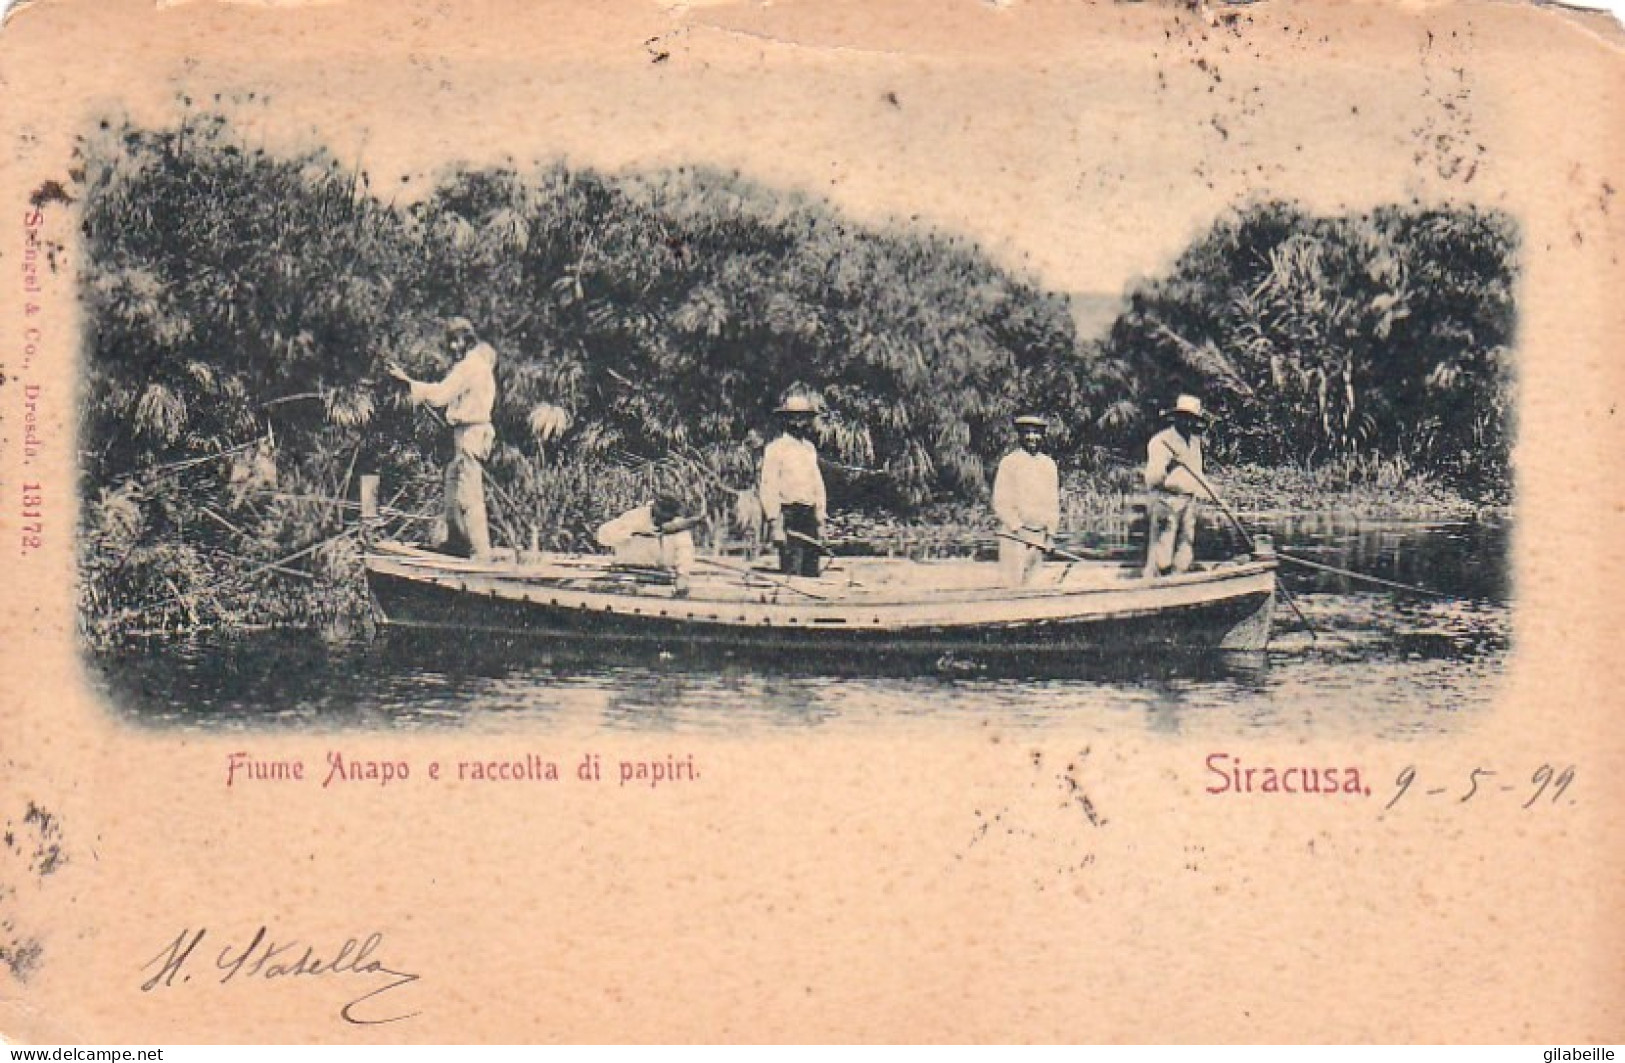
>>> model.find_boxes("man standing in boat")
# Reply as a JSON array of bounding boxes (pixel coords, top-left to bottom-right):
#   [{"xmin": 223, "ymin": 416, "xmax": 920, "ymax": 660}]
[
  {"xmin": 992, "ymin": 412, "xmax": 1061, "ymax": 586},
  {"xmin": 758, "ymin": 394, "xmax": 827, "ymax": 578},
  {"xmin": 596, "ymin": 495, "xmax": 699, "ymax": 597},
  {"xmin": 388, "ymin": 317, "xmax": 498, "ymax": 559},
  {"xmin": 1143, "ymin": 393, "xmax": 1213, "ymax": 578}
]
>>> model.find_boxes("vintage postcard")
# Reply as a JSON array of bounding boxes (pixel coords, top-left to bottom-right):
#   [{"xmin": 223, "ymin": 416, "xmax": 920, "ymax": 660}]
[{"xmin": 0, "ymin": 0, "xmax": 1621, "ymax": 1043}]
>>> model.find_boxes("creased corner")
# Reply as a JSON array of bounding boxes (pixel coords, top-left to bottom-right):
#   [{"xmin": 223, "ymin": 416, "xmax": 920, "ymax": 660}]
[
  {"xmin": 1527, "ymin": 0, "xmax": 1625, "ymax": 45},
  {"xmin": 0, "ymin": 0, "xmax": 39, "ymax": 29}
]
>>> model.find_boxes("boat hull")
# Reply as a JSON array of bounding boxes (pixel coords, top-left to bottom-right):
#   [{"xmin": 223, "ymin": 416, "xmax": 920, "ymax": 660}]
[{"xmin": 364, "ymin": 549, "xmax": 1276, "ymax": 655}]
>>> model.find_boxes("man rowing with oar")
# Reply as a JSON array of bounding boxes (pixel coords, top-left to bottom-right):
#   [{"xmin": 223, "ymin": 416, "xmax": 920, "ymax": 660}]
[
  {"xmin": 991, "ymin": 412, "xmax": 1060, "ymax": 587},
  {"xmin": 1143, "ymin": 393, "xmax": 1214, "ymax": 579}
]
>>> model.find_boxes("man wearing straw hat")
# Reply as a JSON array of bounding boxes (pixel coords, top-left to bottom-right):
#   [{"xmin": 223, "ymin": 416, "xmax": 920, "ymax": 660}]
[
  {"xmin": 388, "ymin": 316, "xmax": 498, "ymax": 558},
  {"xmin": 992, "ymin": 412, "xmax": 1060, "ymax": 587},
  {"xmin": 1143, "ymin": 393, "xmax": 1213, "ymax": 578},
  {"xmin": 758, "ymin": 393, "xmax": 827, "ymax": 577}
]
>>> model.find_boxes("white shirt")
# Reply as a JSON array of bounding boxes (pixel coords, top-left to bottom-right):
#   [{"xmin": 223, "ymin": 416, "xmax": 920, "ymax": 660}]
[
  {"xmin": 1145, "ymin": 426, "xmax": 1204, "ymax": 496},
  {"xmin": 759, "ymin": 434, "xmax": 826, "ymax": 523},
  {"xmin": 410, "ymin": 343, "xmax": 497, "ymax": 426},
  {"xmin": 595, "ymin": 503, "xmax": 695, "ymax": 573},
  {"xmin": 992, "ymin": 449, "xmax": 1060, "ymax": 534}
]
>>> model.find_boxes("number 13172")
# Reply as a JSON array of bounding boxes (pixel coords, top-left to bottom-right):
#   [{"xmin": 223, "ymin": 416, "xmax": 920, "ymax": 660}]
[{"xmin": 20, "ymin": 482, "xmax": 42, "ymax": 552}]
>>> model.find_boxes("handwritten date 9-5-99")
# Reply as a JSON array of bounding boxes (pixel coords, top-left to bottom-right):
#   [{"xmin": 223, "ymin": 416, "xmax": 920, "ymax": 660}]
[
  {"xmin": 140, "ymin": 926, "xmax": 420, "ymax": 1025},
  {"xmin": 1383, "ymin": 763, "xmax": 1578, "ymax": 812}
]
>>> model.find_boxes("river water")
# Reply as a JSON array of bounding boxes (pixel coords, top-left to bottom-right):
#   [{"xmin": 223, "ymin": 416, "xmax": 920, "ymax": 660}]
[{"xmin": 89, "ymin": 516, "xmax": 1510, "ymax": 740}]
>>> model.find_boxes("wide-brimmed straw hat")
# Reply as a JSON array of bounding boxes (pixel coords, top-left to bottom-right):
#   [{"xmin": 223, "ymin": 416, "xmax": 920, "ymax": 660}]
[
  {"xmin": 1162, "ymin": 394, "xmax": 1214, "ymax": 421},
  {"xmin": 1013, "ymin": 413, "xmax": 1049, "ymax": 430},
  {"xmin": 775, "ymin": 394, "xmax": 818, "ymax": 416}
]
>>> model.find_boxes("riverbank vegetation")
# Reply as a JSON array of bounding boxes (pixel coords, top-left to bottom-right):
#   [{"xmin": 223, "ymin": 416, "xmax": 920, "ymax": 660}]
[{"xmin": 74, "ymin": 111, "xmax": 1516, "ymax": 642}]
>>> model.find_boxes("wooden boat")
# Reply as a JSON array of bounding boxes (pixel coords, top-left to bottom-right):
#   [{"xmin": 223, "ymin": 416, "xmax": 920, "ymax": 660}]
[{"xmin": 363, "ymin": 539, "xmax": 1278, "ymax": 655}]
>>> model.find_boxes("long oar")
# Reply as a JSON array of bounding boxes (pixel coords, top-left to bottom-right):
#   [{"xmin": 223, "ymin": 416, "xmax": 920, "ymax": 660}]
[
  {"xmin": 1165, "ymin": 455, "xmax": 1457, "ymax": 600},
  {"xmin": 1272, "ymin": 552, "xmax": 1455, "ymax": 599},
  {"xmin": 691, "ymin": 555, "xmax": 829, "ymax": 601},
  {"xmin": 786, "ymin": 529, "xmax": 834, "ymax": 556},
  {"xmin": 1167, "ymin": 458, "xmax": 1319, "ymax": 641},
  {"xmin": 782, "ymin": 529, "xmax": 872, "ymax": 587},
  {"xmin": 994, "ymin": 530, "xmax": 1120, "ymax": 564}
]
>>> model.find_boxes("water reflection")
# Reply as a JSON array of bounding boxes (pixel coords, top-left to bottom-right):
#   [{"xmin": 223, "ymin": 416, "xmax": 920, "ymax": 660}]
[{"xmin": 86, "ymin": 517, "xmax": 1511, "ymax": 739}]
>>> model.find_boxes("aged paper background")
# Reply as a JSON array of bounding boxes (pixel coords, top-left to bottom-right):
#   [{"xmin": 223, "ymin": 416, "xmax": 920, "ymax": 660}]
[{"xmin": 0, "ymin": 0, "xmax": 1622, "ymax": 1043}]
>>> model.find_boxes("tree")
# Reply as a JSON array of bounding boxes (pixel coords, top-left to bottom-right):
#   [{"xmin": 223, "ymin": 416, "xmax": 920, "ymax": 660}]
[{"xmin": 1098, "ymin": 201, "xmax": 1516, "ymax": 495}]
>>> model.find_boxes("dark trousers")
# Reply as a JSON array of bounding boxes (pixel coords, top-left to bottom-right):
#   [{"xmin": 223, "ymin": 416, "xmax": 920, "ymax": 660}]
[{"xmin": 778, "ymin": 503, "xmax": 821, "ymax": 577}]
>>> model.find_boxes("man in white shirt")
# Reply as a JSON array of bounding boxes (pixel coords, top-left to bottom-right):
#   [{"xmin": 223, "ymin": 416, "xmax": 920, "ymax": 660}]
[
  {"xmin": 1143, "ymin": 393, "xmax": 1212, "ymax": 578},
  {"xmin": 758, "ymin": 394, "xmax": 827, "ymax": 577},
  {"xmin": 992, "ymin": 413, "xmax": 1061, "ymax": 586},
  {"xmin": 388, "ymin": 317, "xmax": 498, "ymax": 558},
  {"xmin": 596, "ymin": 496, "xmax": 697, "ymax": 596}
]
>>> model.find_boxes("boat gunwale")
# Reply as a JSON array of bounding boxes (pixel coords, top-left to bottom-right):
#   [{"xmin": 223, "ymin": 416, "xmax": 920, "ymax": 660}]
[{"xmin": 364, "ymin": 542, "xmax": 1277, "ymax": 618}]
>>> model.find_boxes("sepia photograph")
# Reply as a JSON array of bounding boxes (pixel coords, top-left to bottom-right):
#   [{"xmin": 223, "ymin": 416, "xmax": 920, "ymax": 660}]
[{"xmin": 75, "ymin": 66, "xmax": 1510, "ymax": 737}]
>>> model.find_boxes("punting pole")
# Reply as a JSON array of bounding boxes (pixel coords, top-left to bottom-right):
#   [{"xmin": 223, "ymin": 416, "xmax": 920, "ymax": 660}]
[
  {"xmin": 1164, "ymin": 458, "xmax": 1457, "ymax": 600},
  {"xmin": 1168, "ymin": 458, "xmax": 1319, "ymax": 642}
]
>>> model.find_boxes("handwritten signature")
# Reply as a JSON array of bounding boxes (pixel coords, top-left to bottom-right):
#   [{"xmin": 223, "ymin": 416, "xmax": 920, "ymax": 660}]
[{"xmin": 140, "ymin": 927, "xmax": 420, "ymax": 1024}]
